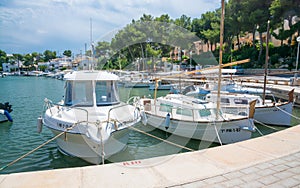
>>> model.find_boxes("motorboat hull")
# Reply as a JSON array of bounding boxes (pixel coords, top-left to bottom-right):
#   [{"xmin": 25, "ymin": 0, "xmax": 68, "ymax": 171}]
[
  {"xmin": 221, "ymin": 102, "xmax": 293, "ymax": 126},
  {"xmin": 0, "ymin": 113, "xmax": 8, "ymax": 123},
  {"xmin": 42, "ymin": 102, "xmax": 140, "ymax": 164},
  {"xmin": 254, "ymin": 102, "xmax": 293, "ymax": 126},
  {"xmin": 47, "ymin": 127, "xmax": 129, "ymax": 164},
  {"xmin": 145, "ymin": 113, "xmax": 253, "ymax": 144}
]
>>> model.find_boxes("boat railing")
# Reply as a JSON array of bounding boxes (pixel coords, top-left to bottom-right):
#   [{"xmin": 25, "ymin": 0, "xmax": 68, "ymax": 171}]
[
  {"xmin": 44, "ymin": 98, "xmax": 89, "ymax": 124},
  {"xmin": 107, "ymin": 103, "xmax": 140, "ymax": 127}
]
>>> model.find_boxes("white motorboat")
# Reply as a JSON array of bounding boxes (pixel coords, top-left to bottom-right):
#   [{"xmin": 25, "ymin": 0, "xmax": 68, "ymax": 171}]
[
  {"xmin": 41, "ymin": 71, "xmax": 141, "ymax": 164},
  {"xmin": 148, "ymin": 80, "xmax": 175, "ymax": 90},
  {"xmin": 205, "ymin": 89, "xmax": 294, "ymax": 126},
  {"xmin": 134, "ymin": 94, "xmax": 256, "ymax": 144},
  {"xmin": 0, "ymin": 102, "xmax": 13, "ymax": 123},
  {"xmin": 119, "ymin": 71, "xmax": 153, "ymax": 88}
]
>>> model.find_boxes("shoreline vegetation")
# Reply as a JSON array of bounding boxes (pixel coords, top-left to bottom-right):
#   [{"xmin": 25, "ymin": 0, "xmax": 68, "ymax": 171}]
[{"xmin": 1, "ymin": 1, "xmax": 299, "ymax": 73}]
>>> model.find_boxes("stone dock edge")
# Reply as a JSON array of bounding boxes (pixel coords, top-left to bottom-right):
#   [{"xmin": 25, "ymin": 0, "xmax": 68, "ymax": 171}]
[{"xmin": 1, "ymin": 124, "xmax": 300, "ymax": 188}]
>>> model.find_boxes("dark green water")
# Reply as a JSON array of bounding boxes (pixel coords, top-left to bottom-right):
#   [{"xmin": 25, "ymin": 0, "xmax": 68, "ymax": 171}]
[{"xmin": 0, "ymin": 76, "xmax": 299, "ymax": 174}]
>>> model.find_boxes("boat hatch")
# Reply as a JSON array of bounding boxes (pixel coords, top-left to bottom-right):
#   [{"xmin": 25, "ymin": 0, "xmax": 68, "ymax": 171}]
[
  {"xmin": 198, "ymin": 109, "xmax": 211, "ymax": 117},
  {"xmin": 192, "ymin": 100, "xmax": 208, "ymax": 104},
  {"xmin": 233, "ymin": 99, "xmax": 248, "ymax": 104}
]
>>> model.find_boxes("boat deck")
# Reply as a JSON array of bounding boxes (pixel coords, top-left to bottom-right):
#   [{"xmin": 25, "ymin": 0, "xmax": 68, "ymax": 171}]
[{"xmin": 1, "ymin": 124, "xmax": 300, "ymax": 187}]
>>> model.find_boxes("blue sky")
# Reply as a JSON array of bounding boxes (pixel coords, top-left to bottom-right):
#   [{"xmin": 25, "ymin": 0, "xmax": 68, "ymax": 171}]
[{"xmin": 0, "ymin": 0, "xmax": 220, "ymax": 55}]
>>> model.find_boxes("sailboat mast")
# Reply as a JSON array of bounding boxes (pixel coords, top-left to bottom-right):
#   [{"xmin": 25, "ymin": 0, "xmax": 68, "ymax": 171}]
[
  {"xmin": 90, "ymin": 18, "xmax": 93, "ymax": 46},
  {"xmin": 216, "ymin": 0, "xmax": 225, "ymax": 119},
  {"xmin": 262, "ymin": 20, "xmax": 270, "ymax": 105}
]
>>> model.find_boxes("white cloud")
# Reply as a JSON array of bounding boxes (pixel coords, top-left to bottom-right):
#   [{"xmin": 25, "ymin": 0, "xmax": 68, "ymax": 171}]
[{"xmin": 0, "ymin": 0, "xmax": 220, "ymax": 54}]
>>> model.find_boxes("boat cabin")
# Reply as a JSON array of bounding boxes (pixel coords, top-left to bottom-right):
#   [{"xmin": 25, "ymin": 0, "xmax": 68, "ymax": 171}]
[
  {"xmin": 205, "ymin": 92, "xmax": 268, "ymax": 106},
  {"xmin": 63, "ymin": 71, "xmax": 120, "ymax": 107}
]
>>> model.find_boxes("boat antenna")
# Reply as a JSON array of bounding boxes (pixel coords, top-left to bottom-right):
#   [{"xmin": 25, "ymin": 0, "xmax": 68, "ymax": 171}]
[
  {"xmin": 216, "ymin": 0, "xmax": 225, "ymax": 120},
  {"xmin": 90, "ymin": 18, "xmax": 94, "ymax": 71}
]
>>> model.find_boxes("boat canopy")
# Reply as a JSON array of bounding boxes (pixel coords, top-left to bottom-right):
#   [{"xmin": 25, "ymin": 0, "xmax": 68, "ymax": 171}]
[{"xmin": 64, "ymin": 71, "xmax": 119, "ymax": 81}]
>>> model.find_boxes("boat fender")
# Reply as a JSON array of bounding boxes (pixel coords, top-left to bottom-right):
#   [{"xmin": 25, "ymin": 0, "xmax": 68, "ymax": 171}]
[
  {"xmin": 0, "ymin": 109, "xmax": 13, "ymax": 122},
  {"xmin": 165, "ymin": 113, "xmax": 170, "ymax": 130},
  {"xmin": 37, "ymin": 116, "xmax": 43, "ymax": 133},
  {"xmin": 141, "ymin": 111, "xmax": 148, "ymax": 125},
  {"xmin": 134, "ymin": 108, "xmax": 139, "ymax": 120}
]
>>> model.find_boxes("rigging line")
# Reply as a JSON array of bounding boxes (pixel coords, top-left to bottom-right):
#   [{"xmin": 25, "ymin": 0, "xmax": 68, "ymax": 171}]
[
  {"xmin": 0, "ymin": 121, "xmax": 83, "ymax": 172},
  {"xmin": 129, "ymin": 126, "xmax": 194, "ymax": 152},
  {"xmin": 275, "ymin": 105, "xmax": 300, "ymax": 121},
  {"xmin": 253, "ymin": 119, "xmax": 279, "ymax": 131}
]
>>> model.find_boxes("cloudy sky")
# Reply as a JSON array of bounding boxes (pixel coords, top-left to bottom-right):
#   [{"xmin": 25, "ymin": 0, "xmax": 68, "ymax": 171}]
[{"xmin": 0, "ymin": 0, "xmax": 220, "ymax": 55}]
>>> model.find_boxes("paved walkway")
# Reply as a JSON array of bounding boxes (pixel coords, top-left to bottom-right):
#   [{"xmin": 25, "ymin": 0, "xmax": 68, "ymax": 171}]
[
  {"xmin": 1, "ymin": 125, "xmax": 300, "ymax": 188},
  {"xmin": 174, "ymin": 151, "xmax": 300, "ymax": 188}
]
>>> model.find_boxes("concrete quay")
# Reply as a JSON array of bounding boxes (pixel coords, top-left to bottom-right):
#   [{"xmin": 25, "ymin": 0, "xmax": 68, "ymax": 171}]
[{"xmin": 1, "ymin": 124, "xmax": 300, "ymax": 187}]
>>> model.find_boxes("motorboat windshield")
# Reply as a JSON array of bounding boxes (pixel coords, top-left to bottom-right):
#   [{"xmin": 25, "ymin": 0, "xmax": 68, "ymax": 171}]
[
  {"xmin": 65, "ymin": 81, "xmax": 94, "ymax": 107},
  {"xmin": 64, "ymin": 80, "xmax": 120, "ymax": 107},
  {"xmin": 95, "ymin": 80, "xmax": 120, "ymax": 106}
]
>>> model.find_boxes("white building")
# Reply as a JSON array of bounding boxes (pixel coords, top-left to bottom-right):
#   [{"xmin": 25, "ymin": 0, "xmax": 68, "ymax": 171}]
[{"xmin": 2, "ymin": 62, "xmax": 21, "ymax": 72}]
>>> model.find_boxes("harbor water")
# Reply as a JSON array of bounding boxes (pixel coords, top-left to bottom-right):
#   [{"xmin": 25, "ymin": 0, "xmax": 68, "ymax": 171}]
[{"xmin": 0, "ymin": 76, "xmax": 299, "ymax": 174}]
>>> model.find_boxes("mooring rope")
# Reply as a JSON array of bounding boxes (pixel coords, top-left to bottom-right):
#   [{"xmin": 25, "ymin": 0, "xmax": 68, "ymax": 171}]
[
  {"xmin": 129, "ymin": 126, "xmax": 194, "ymax": 152},
  {"xmin": 254, "ymin": 125, "xmax": 264, "ymax": 136},
  {"xmin": 0, "ymin": 121, "xmax": 81, "ymax": 171},
  {"xmin": 275, "ymin": 105, "xmax": 300, "ymax": 121},
  {"xmin": 253, "ymin": 119, "xmax": 279, "ymax": 131},
  {"xmin": 212, "ymin": 122, "xmax": 223, "ymax": 145}
]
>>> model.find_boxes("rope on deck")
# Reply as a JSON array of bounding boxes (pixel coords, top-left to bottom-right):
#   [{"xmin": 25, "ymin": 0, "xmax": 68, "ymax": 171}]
[
  {"xmin": 0, "ymin": 121, "xmax": 82, "ymax": 172},
  {"xmin": 129, "ymin": 126, "xmax": 194, "ymax": 152}
]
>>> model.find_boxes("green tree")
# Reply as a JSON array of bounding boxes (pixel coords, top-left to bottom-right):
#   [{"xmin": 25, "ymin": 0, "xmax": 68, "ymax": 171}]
[
  {"xmin": 139, "ymin": 14, "xmax": 154, "ymax": 22},
  {"xmin": 270, "ymin": 0, "xmax": 300, "ymax": 45},
  {"xmin": 23, "ymin": 53, "xmax": 33, "ymax": 67},
  {"xmin": 95, "ymin": 41, "xmax": 110, "ymax": 57},
  {"xmin": 43, "ymin": 50, "xmax": 56, "ymax": 62},
  {"xmin": 239, "ymin": 0, "xmax": 272, "ymax": 63},
  {"xmin": 200, "ymin": 10, "xmax": 220, "ymax": 51},
  {"xmin": 174, "ymin": 14, "xmax": 192, "ymax": 30},
  {"xmin": 63, "ymin": 50, "xmax": 72, "ymax": 57},
  {"xmin": 0, "ymin": 50, "xmax": 7, "ymax": 68},
  {"xmin": 225, "ymin": 0, "xmax": 243, "ymax": 51},
  {"xmin": 154, "ymin": 14, "xmax": 171, "ymax": 23}
]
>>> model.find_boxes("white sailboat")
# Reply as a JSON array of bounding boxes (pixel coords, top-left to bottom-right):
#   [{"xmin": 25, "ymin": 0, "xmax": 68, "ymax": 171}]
[
  {"xmin": 205, "ymin": 89, "xmax": 294, "ymax": 126},
  {"xmin": 135, "ymin": 94, "xmax": 256, "ymax": 144},
  {"xmin": 41, "ymin": 71, "xmax": 141, "ymax": 164}
]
